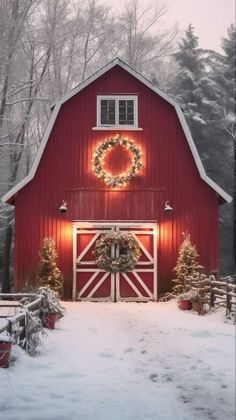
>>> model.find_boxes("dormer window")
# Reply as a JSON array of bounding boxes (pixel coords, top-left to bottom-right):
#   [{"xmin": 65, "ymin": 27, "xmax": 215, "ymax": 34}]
[{"xmin": 96, "ymin": 95, "xmax": 139, "ymax": 129}]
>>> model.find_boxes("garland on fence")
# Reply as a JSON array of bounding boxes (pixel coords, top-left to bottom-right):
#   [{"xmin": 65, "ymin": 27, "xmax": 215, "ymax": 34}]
[
  {"xmin": 92, "ymin": 135, "xmax": 143, "ymax": 188},
  {"xmin": 93, "ymin": 232, "xmax": 141, "ymax": 272}
]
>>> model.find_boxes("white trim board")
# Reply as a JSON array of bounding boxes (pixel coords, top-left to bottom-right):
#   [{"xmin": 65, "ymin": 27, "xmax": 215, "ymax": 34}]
[{"xmin": 1, "ymin": 57, "xmax": 232, "ymax": 204}]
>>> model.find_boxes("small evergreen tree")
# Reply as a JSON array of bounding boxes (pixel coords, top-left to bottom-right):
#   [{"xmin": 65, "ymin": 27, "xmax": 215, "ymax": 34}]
[
  {"xmin": 172, "ymin": 233, "xmax": 201, "ymax": 295},
  {"xmin": 38, "ymin": 237, "xmax": 63, "ymax": 297}
]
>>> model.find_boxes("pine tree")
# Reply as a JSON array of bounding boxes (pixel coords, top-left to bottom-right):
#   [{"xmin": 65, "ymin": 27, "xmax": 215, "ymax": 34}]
[
  {"xmin": 172, "ymin": 23, "xmax": 221, "ymax": 153},
  {"xmin": 221, "ymin": 24, "xmax": 236, "ymax": 83},
  {"xmin": 208, "ymin": 25, "xmax": 235, "ymax": 125},
  {"xmin": 173, "ymin": 24, "xmax": 235, "ymax": 276},
  {"xmin": 172, "ymin": 233, "xmax": 201, "ymax": 295},
  {"xmin": 173, "ymin": 23, "xmax": 206, "ymax": 144},
  {"xmin": 38, "ymin": 237, "xmax": 63, "ymax": 297},
  {"xmin": 222, "ymin": 25, "xmax": 236, "ymax": 275},
  {"xmin": 206, "ymin": 25, "xmax": 235, "ymax": 275},
  {"xmin": 175, "ymin": 23, "xmax": 203, "ymax": 76}
]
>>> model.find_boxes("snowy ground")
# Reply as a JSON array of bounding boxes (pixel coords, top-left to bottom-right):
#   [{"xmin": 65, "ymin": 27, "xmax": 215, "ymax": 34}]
[{"xmin": 0, "ymin": 301, "xmax": 235, "ymax": 420}]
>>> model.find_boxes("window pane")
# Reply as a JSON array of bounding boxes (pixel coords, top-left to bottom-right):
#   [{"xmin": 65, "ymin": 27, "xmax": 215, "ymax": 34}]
[
  {"xmin": 119, "ymin": 100, "xmax": 134, "ymax": 125},
  {"xmin": 101, "ymin": 100, "xmax": 115, "ymax": 125}
]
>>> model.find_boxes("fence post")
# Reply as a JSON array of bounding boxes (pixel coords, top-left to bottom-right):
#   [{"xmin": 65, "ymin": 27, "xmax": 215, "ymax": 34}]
[
  {"xmin": 226, "ymin": 280, "xmax": 230, "ymax": 316},
  {"xmin": 7, "ymin": 319, "xmax": 12, "ymax": 336},
  {"xmin": 19, "ymin": 314, "xmax": 26, "ymax": 348},
  {"xmin": 209, "ymin": 276, "xmax": 214, "ymax": 308}
]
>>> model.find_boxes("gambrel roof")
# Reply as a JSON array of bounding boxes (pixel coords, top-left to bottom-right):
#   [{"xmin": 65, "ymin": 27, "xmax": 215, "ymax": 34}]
[{"xmin": 2, "ymin": 57, "xmax": 232, "ymax": 204}]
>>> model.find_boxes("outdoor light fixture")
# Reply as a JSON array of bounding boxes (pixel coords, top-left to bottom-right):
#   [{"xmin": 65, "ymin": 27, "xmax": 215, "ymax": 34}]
[
  {"xmin": 164, "ymin": 201, "xmax": 173, "ymax": 212},
  {"xmin": 59, "ymin": 200, "xmax": 68, "ymax": 213}
]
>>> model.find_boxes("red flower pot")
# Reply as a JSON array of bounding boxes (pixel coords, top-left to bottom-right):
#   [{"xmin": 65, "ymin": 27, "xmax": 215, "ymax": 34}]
[
  {"xmin": 179, "ymin": 299, "xmax": 192, "ymax": 311},
  {"xmin": 0, "ymin": 342, "xmax": 12, "ymax": 368},
  {"xmin": 42, "ymin": 313, "xmax": 57, "ymax": 329}
]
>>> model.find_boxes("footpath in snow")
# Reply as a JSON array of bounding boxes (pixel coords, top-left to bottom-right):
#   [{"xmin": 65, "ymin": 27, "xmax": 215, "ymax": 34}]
[{"xmin": 0, "ymin": 301, "xmax": 235, "ymax": 420}]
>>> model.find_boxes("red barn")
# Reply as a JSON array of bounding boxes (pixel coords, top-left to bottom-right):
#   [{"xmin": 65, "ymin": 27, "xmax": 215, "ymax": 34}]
[{"xmin": 2, "ymin": 58, "xmax": 231, "ymax": 301}]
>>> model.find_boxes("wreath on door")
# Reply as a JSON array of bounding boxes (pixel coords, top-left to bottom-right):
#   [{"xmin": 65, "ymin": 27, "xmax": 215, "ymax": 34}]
[{"xmin": 93, "ymin": 232, "xmax": 141, "ymax": 272}]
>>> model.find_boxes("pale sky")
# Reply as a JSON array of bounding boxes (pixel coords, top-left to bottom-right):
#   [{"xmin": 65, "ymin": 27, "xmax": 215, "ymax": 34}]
[
  {"xmin": 106, "ymin": 0, "xmax": 235, "ymax": 52},
  {"xmin": 165, "ymin": 0, "xmax": 235, "ymax": 51}
]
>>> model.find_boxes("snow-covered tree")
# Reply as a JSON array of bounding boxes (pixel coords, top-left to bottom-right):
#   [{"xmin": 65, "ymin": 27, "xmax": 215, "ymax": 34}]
[
  {"xmin": 0, "ymin": 0, "xmax": 44, "ymax": 293},
  {"xmin": 172, "ymin": 233, "xmax": 201, "ymax": 295},
  {"xmin": 172, "ymin": 24, "xmax": 207, "ymax": 143},
  {"xmin": 204, "ymin": 25, "xmax": 235, "ymax": 142},
  {"xmin": 220, "ymin": 25, "xmax": 236, "ymax": 276},
  {"xmin": 171, "ymin": 24, "xmax": 222, "ymax": 154},
  {"xmin": 172, "ymin": 24, "xmax": 235, "ymax": 276},
  {"xmin": 38, "ymin": 237, "xmax": 63, "ymax": 297},
  {"xmin": 0, "ymin": 0, "xmax": 77, "ymax": 292},
  {"xmin": 202, "ymin": 25, "xmax": 235, "ymax": 275}
]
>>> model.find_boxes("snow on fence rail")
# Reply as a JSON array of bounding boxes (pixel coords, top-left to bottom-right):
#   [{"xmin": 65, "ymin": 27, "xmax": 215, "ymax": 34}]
[
  {"xmin": 0, "ymin": 293, "xmax": 44, "ymax": 353},
  {"xmin": 185, "ymin": 275, "xmax": 236, "ymax": 316},
  {"xmin": 0, "ymin": 289, "xmax": 64, "ymax": 355}
]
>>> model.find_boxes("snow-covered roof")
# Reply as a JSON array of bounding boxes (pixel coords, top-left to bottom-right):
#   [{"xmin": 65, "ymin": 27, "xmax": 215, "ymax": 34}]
[{"xmin": 1, "ymin": 57, "xmax": 232, "ymax": 204}]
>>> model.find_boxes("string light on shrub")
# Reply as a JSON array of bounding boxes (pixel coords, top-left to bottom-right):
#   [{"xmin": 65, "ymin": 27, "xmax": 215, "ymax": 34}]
[{"xmin": 92, "ymin": 135, "xmax": 143, "ymax": 188}]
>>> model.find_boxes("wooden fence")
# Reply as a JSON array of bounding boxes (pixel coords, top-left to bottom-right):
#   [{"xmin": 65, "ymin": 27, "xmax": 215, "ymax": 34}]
[
  {"xmin": 0, "ymin": 293, "xmax": 44, "ymax": 351},
  {"xmin": 185, "ymin": 275, "xmax": 236, "ymax": 316}
]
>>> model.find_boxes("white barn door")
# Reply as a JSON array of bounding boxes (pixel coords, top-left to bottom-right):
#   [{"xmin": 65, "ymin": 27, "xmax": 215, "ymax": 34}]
[{"xmin": 73, "ymin": 222, "xmax": 157, "ymax": 302}]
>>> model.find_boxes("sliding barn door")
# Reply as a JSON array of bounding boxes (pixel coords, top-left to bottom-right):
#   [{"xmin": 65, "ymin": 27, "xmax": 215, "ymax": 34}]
[{"xmin": 73, "ymin": 223, "xmax": 157, "ymax": 302}]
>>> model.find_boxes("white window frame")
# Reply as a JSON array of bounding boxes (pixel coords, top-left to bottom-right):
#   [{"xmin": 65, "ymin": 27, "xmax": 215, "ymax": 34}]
[{"xmin": 94, "ymin": 95, "xmax": 142, "ymax": 130}]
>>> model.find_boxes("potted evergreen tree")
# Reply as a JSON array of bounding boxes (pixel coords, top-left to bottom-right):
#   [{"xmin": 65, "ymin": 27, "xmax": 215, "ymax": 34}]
[
  {"xmin": 39, "ymin": 287, "xmax": 64, "ymax": 329},
  {"xmin": 177, "ymin": 290, "xmax": 204, "ymax": 312},
  {"xmin": 177, "ymin": 291, "xmax": 193, "ymax": 310}
]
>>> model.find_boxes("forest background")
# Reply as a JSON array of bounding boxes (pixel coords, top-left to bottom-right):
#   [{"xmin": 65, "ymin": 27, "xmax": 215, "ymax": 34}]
[{"xmin": 0, "ymin": 0, "xmax": 235, "ymax": 292}]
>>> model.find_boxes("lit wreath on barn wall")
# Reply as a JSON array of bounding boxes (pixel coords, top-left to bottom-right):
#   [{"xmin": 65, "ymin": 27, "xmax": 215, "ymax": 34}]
[
  {"xmin": 92, "ymin": 135, "xmax": 143, "ymax": 188},
  {"xmin": 93, "ymin": 232, "xmax": 141, "ymax": 272}
]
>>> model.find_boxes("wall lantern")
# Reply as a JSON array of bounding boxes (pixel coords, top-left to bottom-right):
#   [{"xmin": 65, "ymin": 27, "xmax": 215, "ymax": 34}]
[
  {"xmin": 164, "ymin": 201, "xmax": 173, "ymax": 212},
  {"xmin": 59, "ymin": 200, "xmax": 68, "ymax": 213}
]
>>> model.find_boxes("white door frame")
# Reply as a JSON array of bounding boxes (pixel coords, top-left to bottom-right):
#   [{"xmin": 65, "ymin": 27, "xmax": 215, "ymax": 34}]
[{"xmin": 73, "ymin": 221, "xmax": 158, "ymax": 301}]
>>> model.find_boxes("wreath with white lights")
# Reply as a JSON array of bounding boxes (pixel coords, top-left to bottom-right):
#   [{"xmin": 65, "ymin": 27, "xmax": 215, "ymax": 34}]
[
  {"xmin": 93, "ymin": 232, "xmax": 141, "ymax": 273},
  {"xmin": 92, "ymin": 136, "xmax": 143, "ymax": 188}
]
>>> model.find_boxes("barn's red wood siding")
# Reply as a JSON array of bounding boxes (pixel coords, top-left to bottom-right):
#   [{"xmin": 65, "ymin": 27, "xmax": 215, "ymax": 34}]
[{"xmin": 14, "ymin": 65, "xmax": 219, "ymax": 296}]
